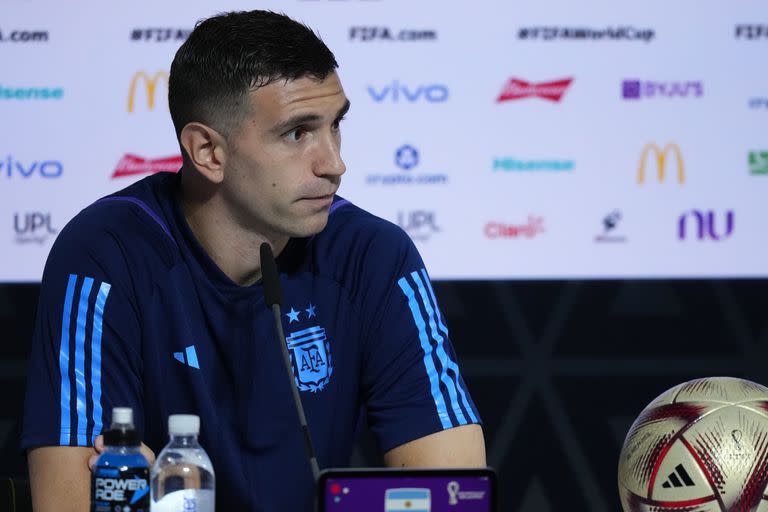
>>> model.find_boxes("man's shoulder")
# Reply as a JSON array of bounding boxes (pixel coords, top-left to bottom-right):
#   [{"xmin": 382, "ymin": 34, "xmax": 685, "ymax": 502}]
[
  {"xmin": 320, "ymin": 197, "xmax": 410, "ymax": 252},
  {"xmin": 50, "ymin": 173, "xmax": 177, "ymax": 268},
  {"xmin": 308, "ymin": 197, "xmax": 419, "ymax": 288}
]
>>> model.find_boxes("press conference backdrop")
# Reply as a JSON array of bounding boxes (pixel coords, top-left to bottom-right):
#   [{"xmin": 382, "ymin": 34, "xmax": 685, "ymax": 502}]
[{"xmin": 2, "ymin": 0, "xmax": 767, "ymax": 281}]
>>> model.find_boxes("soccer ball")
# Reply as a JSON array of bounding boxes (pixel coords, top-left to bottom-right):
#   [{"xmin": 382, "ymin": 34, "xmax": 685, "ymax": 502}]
[{"xmin": 618, "ymin": 376, "xmax": 768, "ymax": 512}]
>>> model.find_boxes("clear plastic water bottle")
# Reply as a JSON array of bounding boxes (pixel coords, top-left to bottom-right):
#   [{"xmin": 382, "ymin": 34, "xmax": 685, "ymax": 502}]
[
  {"xmin": 92, "ymin": 407, "xmax": 150, "ymax": 512},
  {"xmin": 150, "ymin": 414, "xmax": 215, "ymax": 512}
]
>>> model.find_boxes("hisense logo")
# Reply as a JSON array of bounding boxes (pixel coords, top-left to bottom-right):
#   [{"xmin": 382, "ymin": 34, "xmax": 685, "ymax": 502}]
[
  {"xmin": 0, "ymin": 85, "xmax": 63, "ymax": 100},
  {"xmin": 493, "ymin": 158, "xmax": 574, "ymax": 172}
]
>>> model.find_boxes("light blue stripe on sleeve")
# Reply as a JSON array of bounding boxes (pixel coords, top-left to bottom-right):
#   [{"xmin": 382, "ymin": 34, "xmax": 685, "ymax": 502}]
[
  {"xmin": 421, "ymin": 269, "xmax": 478, "ymax": 423},
  {"xmin": 74, "ymin": 277, "xmax": 94, "ymax": 446},
  {"xmin": 91, "ymin": 282, "xmax": 111, "ymax": 443},
  {"xmin": 412, "ymin": 271, "xmax": 467, "ymax": 426},
  {"xmin": 59, "ymin": 274, "xmax": 78, "ymax": 445},
  {"xmin": 398, "ymin": 277, "xmax": 452, "ymax": 429}
]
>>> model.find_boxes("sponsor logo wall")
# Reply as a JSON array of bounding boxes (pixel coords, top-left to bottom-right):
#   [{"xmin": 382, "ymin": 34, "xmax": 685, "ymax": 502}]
[{"xmin": 1, "ymin": 1, "xmax": 765, "ymax": 280}]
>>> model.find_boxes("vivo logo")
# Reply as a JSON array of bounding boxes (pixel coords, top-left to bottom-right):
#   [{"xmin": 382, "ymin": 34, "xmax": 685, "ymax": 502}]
[
  {"xmin": 678, "ymin": 210, "xmax": 734, "ymax": 240},
  {"xmin": 1, "ymin": 157, "xmax": 62, "ymax": 178},
  {"xmin": 368, "ymin": 81, "xmax": 449, "ymax": 103}
]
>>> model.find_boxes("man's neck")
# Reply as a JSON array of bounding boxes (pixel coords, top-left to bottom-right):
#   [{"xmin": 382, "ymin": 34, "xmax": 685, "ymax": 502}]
[{"xmin": 178, "ymin": 171, "xmax": 288, "ymax": 287}]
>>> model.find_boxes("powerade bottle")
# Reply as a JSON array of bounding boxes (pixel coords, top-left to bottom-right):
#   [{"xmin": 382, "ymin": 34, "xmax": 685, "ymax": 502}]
[
  {"xmin": 92, "ymin": 407, "xmax": 150, "ymax": 512},
  {"xmin": 150, "ymin": 414, "xmax": 215, "ymax": 512}
]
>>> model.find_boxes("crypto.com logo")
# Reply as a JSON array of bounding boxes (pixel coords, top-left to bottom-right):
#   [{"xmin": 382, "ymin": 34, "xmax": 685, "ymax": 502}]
[
  {"xmin": 497, "ymin": 78, "xmax": 573, "ymax": 103},
  {"xmin": 112, "ymin": 154, "xmax": 181, "ymax": 178},
  {"xmin": 678, "ymin": 210, "xmax": 734, "ymax": 241},
  {"xmin": 127, "ymin": 71, "xmax": 168, "ymax": 112},
  {"xmin": 637, "ymin": 143, "xmax": 685, "ymax": 185}
]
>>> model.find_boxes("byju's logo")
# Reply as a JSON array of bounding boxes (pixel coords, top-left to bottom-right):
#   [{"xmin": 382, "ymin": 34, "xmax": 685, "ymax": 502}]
[
  {"xmin": 349, "ymin": 27, "xmax": 437, "ymax": 42},
  {"xmin": 678, "ymin": 210, "xmax": 734, "ymax": 241},
  {"xmin": 130, "ymin": 28, "xmax": 191, "ymax": 42},
  {"xmin": 735, "ymin": 25, "xmax": 768, "ymax": 40},
  {"xmin": 14, "ymin": 212, "xmax": 57, "ymax": 244},
  {"xmin": 637, "ymin": 143, "xmax": 684, "ymax": 185},
  {"xmin": 368, "ymin": 81, "xmax": 449, "ymax": 103},
  {"xmin": 518, "ymin": 26, "xmax": 654, "ymax": 42},
  {"xmin": 0, "ymin": 85, "xmax": 63, "ymax": 101},
  {"xmin": 366, "ymin": 145, "xmax": 448, "ymax": 185},
  {"xmin": 128, "ymin": 71, "xmax": 168, "ymax": 112},
  {"xmin": 485, "ymin": 217, "xmax": 545, "ymax": 239},
  {"xmin": 749, "ymin": 151, "xmax": 768, "ymax": 175},
  {"xmin": 112, "ymin": 154, "xmax": 182, "ymax": 179},
  {"xmin": 595, "ymin": 210, "xmax": 626, "ymax": 243},
  {"xmin": 497, "ymin": 78, "xmax": 572, "ymax": 103},
  {"xmin": 1, "ymin": 157, "xmax": 62, "ymax": 179},
  {"xmin": 398, "ymin": 211, "xmax": 440, "ymax": 242},
  {"xmin": 493, "ymin": 157, "xmax": 574, "ymax": 172},
  {"xmin": 174, "ymin": 345, "xmax": 200, "ymax": 369},
  {"xmin": 622, "ymin": 80, "xmax": 703, "ymax": 100}
]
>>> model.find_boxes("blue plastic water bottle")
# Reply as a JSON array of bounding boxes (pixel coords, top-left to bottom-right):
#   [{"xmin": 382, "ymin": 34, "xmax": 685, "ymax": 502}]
[{"xmin": 91, "ymin": 407, "xmax": 150, "ymax": 512}]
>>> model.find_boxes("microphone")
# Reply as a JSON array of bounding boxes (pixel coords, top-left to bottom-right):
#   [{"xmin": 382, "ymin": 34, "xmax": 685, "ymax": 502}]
[{"xmin": 260, "ymin": 242, "xmax": 321, "ymax": 483}]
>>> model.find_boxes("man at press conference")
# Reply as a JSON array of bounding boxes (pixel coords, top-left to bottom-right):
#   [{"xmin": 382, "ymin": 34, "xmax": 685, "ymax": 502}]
[{"xmin": 20, "ymin": 9, "xmax": 485, "ymax": 511}]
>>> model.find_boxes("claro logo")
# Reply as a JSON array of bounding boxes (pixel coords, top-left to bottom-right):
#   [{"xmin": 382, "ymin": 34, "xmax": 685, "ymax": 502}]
[
  {"xmin": 637, "ymin": 143, "xmax": 685, "ymax": 184},
  {"xmin": 127, "ymin": 71, "xmax": 168, "ymax": 112}
]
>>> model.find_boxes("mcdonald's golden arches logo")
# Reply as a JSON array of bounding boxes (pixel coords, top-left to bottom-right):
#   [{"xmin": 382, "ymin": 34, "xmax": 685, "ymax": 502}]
[
  {"xmin": 637, "ymin": 142, "xmax": 685, "ymax": 184},
  {"xmin": 127, "ymin": 71, "xmax": 168, "ymax": 112}
]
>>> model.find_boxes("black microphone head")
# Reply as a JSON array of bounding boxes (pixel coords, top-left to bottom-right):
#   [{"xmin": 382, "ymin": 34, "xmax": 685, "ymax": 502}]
[{"xmin": 260, "ymin": 242, "xmax": 282, "ymax": 307}]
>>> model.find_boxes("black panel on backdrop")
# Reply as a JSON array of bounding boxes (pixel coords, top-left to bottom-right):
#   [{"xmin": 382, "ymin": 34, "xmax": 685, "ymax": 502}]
[{"xmin": 1, "ymin": 281, "xmax": 766, "ymax": 511}]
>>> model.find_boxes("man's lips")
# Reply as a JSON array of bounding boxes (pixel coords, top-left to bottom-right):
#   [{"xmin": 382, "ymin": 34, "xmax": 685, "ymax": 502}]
[{"xmin": 299, "ymin": 192, "xmax": 336, "ymax": 201}]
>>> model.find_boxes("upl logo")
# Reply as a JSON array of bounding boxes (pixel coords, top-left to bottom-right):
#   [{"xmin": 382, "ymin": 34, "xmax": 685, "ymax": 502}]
[
  {"xmin": 397, "ymin": 211, "xmax": 440, "ymax": 242},
  {"xmin": 678, "ymin": 210, "xmax": 734, "ymax": 241},
  {"xmin": 368, "ymin": 81, "xmax": 449, "ymax": 103},
  {"xmin": 1, "ymin": 157, "xmax": 62, "ymax": 178},
  {"xmin": 14, "ymin": 212, "xmax": 57, "ymax": 244},
  {"xmin": 128, "ymin": 71, "xmax": 168, "ymax": 112},
  {"xmin": 637, "ymin": 143, "xmax": 684, "ymax": 185}
]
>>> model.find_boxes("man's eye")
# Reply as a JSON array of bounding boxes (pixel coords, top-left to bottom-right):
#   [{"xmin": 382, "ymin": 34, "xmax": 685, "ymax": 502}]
[{"xmin": 286, "ymin": 127, "xmax": 306, "ymax": 142}]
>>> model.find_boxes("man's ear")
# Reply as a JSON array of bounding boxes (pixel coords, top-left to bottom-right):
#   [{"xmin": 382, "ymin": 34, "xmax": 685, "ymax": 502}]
[{"xmin": 179, "ymin": 122, "xmax": 228, "ymax": 184}]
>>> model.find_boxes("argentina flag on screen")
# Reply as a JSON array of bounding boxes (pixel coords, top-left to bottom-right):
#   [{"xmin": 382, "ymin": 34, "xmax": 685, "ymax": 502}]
[{"xmin": 384, "ymin": 488, "xmax": 431, "ymax": 512}]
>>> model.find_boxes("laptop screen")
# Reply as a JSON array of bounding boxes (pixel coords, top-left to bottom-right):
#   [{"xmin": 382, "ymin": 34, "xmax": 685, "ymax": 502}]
[{"xmin": 318, "ymin": 469, "xmax": 495, "ymax": 512}]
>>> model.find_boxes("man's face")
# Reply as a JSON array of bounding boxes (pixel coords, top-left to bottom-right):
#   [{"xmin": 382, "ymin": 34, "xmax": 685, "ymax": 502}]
[{"xmin": 221, "ymin": 72, "xmax": 349, "ymax": 240}]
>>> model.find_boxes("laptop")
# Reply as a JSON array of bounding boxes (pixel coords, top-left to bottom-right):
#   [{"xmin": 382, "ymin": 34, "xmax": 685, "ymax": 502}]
[{"xmin": 317, "ymin": 467, "xmax": 497, "ymax": 512}]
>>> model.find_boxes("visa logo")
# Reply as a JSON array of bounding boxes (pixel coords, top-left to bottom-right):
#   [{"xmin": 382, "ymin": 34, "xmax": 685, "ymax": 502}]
[
  {"xmin": 368, "ymin": 81, "xmax": 449, "ymax": 103},
  {"xmin": 1, "ymin": 156, "xmax": 62, "ymax": 178}
]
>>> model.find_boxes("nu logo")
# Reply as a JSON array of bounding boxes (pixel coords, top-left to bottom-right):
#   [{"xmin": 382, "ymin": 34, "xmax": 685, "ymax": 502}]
[
  {"xmin": 637, "ymin": 143, "xmax": 685, "ymax": 184},
  {"xmin": 173, "ymin": 345, "xmax": 200, "ymax": 369},
  {"xmin": 128, "ymin": 71, "xmax": 168, "ymax": 112},
  {"xmin": 678, "ymin": 210, "xmax": 734, "ymax": 241},
  {"xmin": 661, "ymin": 464, "xmax": 695, "ymax": 489}
]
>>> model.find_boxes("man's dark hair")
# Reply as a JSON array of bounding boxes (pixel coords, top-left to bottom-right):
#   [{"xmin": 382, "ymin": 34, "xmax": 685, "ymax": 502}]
[{"xmin": 169, "ymin": 10, "xmax": 338, "ymax": 142}]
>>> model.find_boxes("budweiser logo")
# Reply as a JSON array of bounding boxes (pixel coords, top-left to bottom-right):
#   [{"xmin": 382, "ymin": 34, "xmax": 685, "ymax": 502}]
[
  {"xmin": 496, "ymin": 78, "xmax": 573, "ymax": 102},
  {"xmin": 112, "ymin": 154, "xmax": 182, "ymax": 178}
]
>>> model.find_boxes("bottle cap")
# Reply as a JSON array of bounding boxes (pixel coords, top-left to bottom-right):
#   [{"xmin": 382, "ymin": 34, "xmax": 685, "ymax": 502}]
[
  {"xmin": 169, "ymin": 414, "xmax": 200, "ymax": 435},
  {"xmin": 112, "ymin": 407, "xmax": 133, "ymax": 425},
  {"xmin": 104, "ymin": 407, "xmax": 140, "ymax": 447}
]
